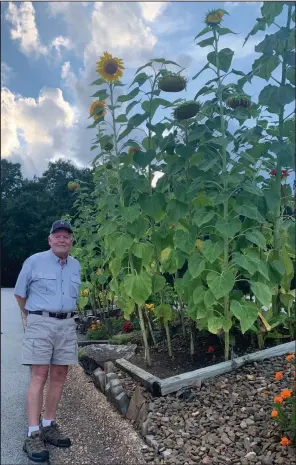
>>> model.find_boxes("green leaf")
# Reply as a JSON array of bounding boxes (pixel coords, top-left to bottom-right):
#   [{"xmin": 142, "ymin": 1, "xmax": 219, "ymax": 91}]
[
  {"xmin": 207, "ymin": 271, "xmax": 236, "ymax": 299},
  {"xmin": 174, "ymin": 230, "xmax": 195, "ymax": 255},
  {"xmin": 98, "ymin": 221, "xmax": 117, "ymax": 237},
  {"xmin": 138, "ymin": 192, "xmax": 166, "ymax": 221},
  {"xmin": 152, "ymin": 274, "xmax": 165, "ymax": 294},
  {"xmin": 232, "ymin": 253, "xmax": 257, "ymax": 276},
  {"xmin": 154, "ymin": 304, "xmax": 172, "ymax": 324},
  {"xmin": 118, "ymin": 87, "xmax": 140, "ymax": 103},
  {"xmin": 116, "ymin": 114, "xmax": 128, "ymax": 123},
  {"xmin": 117, "ymin": 125, "xmax": 133, "ymax": 142},
  {"xmin": 195, "ymin": 26, "xmax": 212, "ymax": 40},
  {"xmin": 128, "ymin": 217, "xmax": 150, "ymax": 239},
  {"xmin": 188, "ymin": 252, "xmax": 206, "ymax": 278},
  {"xmin": 230, "ymin": 300, "xmax": 259, "ymax": 334},
  {"xmin": 114, "ymin": 234, "xmax": 134, "ymax": 259},
  {"xmin": 151, "ymin": 58, "xmax": 181, "ymax": 67},
  {"xmin": 91, "ymin": 89, "xmax": 109, "ymax": 100},
  {"xmin": 204, "ymin": 289, "xmax": 216, "ymax": 308},
  {"xmin": 135, "ymin": 62, "xmax": 153, "ymax": 74},
  {"xmin": 250, "ymin": 281, "xmax": 273, "ymax": 307},
  {"xmin": 192, "ymin": 192, "xmax": 212, "ymax": 208},
  {"xmin": 192, "ymin": 63, "xmax": 210, "ymax": 80},
  {"xmin": 193, "ymin": 209, "xmax": 215, "ymax": 227},
  {"xmin": 260, "ymin": 2, "xmax": 283, "ymax": 21},
  {"xmin": 234, "ymin": 204, "xmax": 266, "ymax": 223},
  {"xmin": 124, "ymin": 273, "xmax": 152, "ymax": 306},
  {"xmin": 242, "ymin": 181, "xmax": 264, "ymax": 197},
  {"xmin": 286, "ymin": 67, "xmax": 295, "ymax": 85},
  {"xmin": 258, "ymin": 84, "xmax": 295, "ymax": 113},
  {"xmin": 218, "ymin": 27, "xmax": 237, "ymax": 36},
  {"xmin": 90, "ymin": 78, "xmax": 105, "ymax": 86},
  {"xmin": 133, "ymin": 150, "xmax": 155, "ymax": 168},
  {"xmin": 252, "ymin": 55, "xmax": 280, "ymax": 81},
  {"xmin": 270, "ymin": 142, "xmax": 294, "ymax": 168},
  {"xmin": 215, "ymin": 218, "xmax": 241, "ymax": 238},
  {"xmin": 197, "ymin": 37, "xmax": 215, "ymax": 47},
  {"xmin": 122, "ymin": 205, "xmax": 141, "ymax": 223},
  {"xmin": 132, "ymin": 242, "xmax": 154, "ymax": 266},
  {"xmin": 201, "ymin": 240, "xmax": 224, "ymax": 264},
  {"xmin": 126, "ymin": 100, "xmax": 141, "ymax": 115},
  {"xmin": 208, "ymin": 316, "xmax": 223, "ymax": 335},
  {"xmin": 207, "ymin": 48, "xmax": 234, "ymax": 73},
  {"xmin": 193, "ymin": 286, "xmax": 206, "ymax": 305},
  {"xmin": 244, "ymin": 18, "xmax": 267, "ymax": 46},
  {"xmin": 150, "ymin": 98, "xmax": 172, "ymax": 117},
  {"xmin": 109, "ymin": 258, "xmax": 121, "ymax": 277},
  {"xmin": 245, "ymin": 229, "xmax": 267, "ymax": 250},
  {"xmin": 128, "ymin": 112, "xmax": 148, "ymax": 127},
  {"xmin": 130, "ymin": 72, "xmax": 151, "ymax": 88}
]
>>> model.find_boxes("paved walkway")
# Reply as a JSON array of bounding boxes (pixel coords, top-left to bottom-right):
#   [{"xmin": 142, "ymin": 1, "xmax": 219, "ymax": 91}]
[{"xmin": 1, "ymin": 288, "xmax": 30, "ymax": 465}]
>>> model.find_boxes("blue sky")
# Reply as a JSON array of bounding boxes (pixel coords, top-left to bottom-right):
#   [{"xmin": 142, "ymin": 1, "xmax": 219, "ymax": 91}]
[{"xmin": 1, "ymin": 1, "xmax": 292, "ymax": 179}]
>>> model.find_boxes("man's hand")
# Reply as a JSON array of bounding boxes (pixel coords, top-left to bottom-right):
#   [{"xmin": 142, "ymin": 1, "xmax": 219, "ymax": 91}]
[{"xmin": 15, "ymin": 295, "xmax": 28, "ymax": 316}]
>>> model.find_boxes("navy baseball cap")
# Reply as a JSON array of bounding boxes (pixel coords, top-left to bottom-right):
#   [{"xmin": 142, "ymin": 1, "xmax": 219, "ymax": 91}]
[{"xmin": 50, "ymin": 220, "xmax": 73, "ymax": 234}]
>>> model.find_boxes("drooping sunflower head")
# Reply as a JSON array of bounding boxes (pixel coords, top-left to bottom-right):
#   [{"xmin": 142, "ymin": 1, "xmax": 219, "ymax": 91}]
[
  {"xmin": 96, "ymin": 51, "xmax": 124, "ymax": 82},
  {"xmin": 158, "ymin": 73, "xmax": 187, "ymax": 93},
  {"xmin": 89, "ymin": 100, "xmax": 106, "ymax": 120},
  {"xmin": 67, "ymin": 181, "xmax": 80, "ymax": 191},
  {"xmin": 226, "ymin": 94, "xmax": 251, "ymax": 109},
  {"xmin": 128, "ymin": 146, "xmax": 141, "ymax": 154},
  {"xmin": 205, "ymin": 9, "xmax": 227, "ymax": 26},
  {"xmin": 173, "ymin": 101, "xmax": 201, "ymax": 121}
]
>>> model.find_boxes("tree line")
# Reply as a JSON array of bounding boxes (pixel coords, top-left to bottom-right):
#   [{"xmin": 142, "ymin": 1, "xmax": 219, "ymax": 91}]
[{"xmin": 1, "ymin": 159, "xmax": 93, "ymax": 287}]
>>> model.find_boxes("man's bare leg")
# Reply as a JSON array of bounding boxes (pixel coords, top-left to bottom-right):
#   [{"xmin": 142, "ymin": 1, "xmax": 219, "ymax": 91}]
[
  {"xmin": 27, "ymin": 365, "xmax": 49, "ymax": 427},
  {"xmin": 43, "ymin": 365, "xmax": 68, "ymax": 420}
]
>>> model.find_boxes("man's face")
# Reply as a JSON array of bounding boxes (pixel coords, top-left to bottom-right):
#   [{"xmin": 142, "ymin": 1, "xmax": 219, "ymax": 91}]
[{"xmin": 48, "ymin": 229, "xmax": 72, "ymax": 257}]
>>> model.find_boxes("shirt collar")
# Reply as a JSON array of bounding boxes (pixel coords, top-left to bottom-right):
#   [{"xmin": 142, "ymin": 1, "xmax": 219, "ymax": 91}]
[{"xmin": 49, "ymin": 248, "xmax": 68, "ymax": 264}]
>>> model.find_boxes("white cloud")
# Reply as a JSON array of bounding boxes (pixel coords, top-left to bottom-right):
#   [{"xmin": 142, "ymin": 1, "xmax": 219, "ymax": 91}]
[
  {"xmin": 224, "ymin": 2, "xmax": 240, "ymax": 10},
  {"xmin": 5, "ymin": 2, "xmax": 48, "ymax": 57},
  {"xmin": 140, "ymin": 2, "xmax": 168, "ymax": 22},
  {"xmin": 1, "ymin": 62, "xmax": 15, "ymax": 86},
  {"xmin": 1, "ymin": 86, "xmax": 78, "ymax": 177},
  {"xmin": 224, "ymin": 1, "xmax": 263, "ymax": 11},
  {"xmin": 50, "ymin": 36, "xmax": 72, "ymax": 55}
]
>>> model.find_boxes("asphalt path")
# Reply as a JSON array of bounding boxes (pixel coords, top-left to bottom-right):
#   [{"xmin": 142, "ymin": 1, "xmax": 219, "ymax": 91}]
[{"xmin": 1, "ymin": 288, "xmax": 30, "ymax": 465}]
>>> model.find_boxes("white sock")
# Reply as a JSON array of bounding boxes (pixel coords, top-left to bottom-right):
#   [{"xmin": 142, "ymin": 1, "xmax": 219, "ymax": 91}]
[
  {"xmin": 28, "ymin": 425, "xmax": 40, "ymax": 437},
  {"xmin": 42, "ymin": 419, "xmax": 53, "ymax": 427}
]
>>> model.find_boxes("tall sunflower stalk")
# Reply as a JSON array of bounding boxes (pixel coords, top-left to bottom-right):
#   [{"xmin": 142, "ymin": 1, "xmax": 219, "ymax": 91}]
[{"xmin": 96, "ymin": 52, "xmax": 152, "ymax": 365}]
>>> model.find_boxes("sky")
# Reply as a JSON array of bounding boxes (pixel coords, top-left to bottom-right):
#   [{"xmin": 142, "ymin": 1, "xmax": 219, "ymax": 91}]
[{"xmin": 1, "ymin": 1, "xmax": 292, "ymax": 179}]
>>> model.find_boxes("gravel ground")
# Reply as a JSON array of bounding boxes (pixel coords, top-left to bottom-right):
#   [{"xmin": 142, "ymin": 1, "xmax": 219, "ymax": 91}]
[
  {"xmin": 46, "ymin": 365, "xmax": 146, "ymax": 465},
  {"xmin": 116, "ymin": 354, "xmax": 296, "ymax": 465}
]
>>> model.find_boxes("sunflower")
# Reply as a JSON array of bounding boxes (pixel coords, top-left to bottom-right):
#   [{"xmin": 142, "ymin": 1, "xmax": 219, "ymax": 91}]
[
  {"xmin": 89, "ymin": 101, "xmax": 106, "ymax": 120},
  {"xmin": 96, "ymin": 52, "xmax": 124, "ymax": 82},
  {"xmin": 128, "ymin": 146, "xmax": 141, "ymax": 154},
  {"xmin": 205, "ymin": 9, "xmax": 226, "ymax": 26},
  {"xmin": 173, "ymin": 101, "xmax": 200, "ymax": 121},
  {"xmin": 226, "ymin": 94, "xmax": 251, "ymax": 109},
  {"xmin": 158, "ymin": 73, "xmax": 187, "ymax": 93}
]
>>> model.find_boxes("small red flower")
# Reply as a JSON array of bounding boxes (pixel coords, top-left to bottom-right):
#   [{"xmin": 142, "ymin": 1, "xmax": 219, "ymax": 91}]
[
  {"xmin": 207, "ymin": 346, "xmax": 215, "ymax": 353},
  {"xmin": 122, "ymin": 321, "xmax": 133, "ymax": 333},
  {"xmin": 270, "ymin": 169, "xmax": 277, "ymax": 176},
  {"xmin": 281, "ymin": 169, "xmax": 289, "ymax": 178}
]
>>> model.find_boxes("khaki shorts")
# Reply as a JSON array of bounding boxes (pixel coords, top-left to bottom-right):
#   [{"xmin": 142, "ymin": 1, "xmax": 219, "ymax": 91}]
[{"xmin": 22, "ymin": 313, "xmax": 78, "ymax": 366}]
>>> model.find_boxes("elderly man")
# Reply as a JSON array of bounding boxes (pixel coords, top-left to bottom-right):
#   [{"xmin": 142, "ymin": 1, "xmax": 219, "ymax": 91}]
[{"xmin": 14, "ymin": 220, "xmax": 81, "ymax": 463}]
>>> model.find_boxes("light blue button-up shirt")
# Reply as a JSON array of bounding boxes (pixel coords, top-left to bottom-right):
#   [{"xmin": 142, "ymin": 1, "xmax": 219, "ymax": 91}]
[{"xmin": 14, "ymin": 249, "xmax": 81, "ymax": 313}]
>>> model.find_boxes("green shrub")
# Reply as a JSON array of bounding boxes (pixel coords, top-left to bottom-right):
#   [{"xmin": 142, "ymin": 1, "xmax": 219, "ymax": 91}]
[{"xmin": 87, "ymin": 327, "xmax": 108, "ymax": 340}]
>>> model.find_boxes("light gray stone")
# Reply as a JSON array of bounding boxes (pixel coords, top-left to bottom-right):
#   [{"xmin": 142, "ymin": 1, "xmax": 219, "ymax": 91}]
[
  {"xmin": 115, "ymin": 391, "xmax": 130, "ymax": 415},
  {"xmin": 93, "ymin": 368, "xmax": 106, "ymax": 393},
  {"xmin": 104, "ymin": 361, "xmax": 116, "ymax": 374},
  {"xmin": 106, "ymin": 372, "xmax": 117, "ymax": 383},
  {"xmin": 146, "ymin": 435, "xmax": 159, "ymax": 451},
  {"xmin": 83, "ymin": 344, "xmax": 137, "ymax": 370}
]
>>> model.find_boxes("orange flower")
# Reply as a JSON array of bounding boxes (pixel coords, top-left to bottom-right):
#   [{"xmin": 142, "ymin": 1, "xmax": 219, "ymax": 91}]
[
  {"xmin": 280, "ymin": 389, "xmax": 293, "ymax": 399},
  {"xmin": 286, "ymin": 354, "xmax": 294, "ymax": 362},
  {"xmin": 271, "ymin": 410, "xmax": 278, "ymax": 418},
  {"xmin": 280, "ymin": 436, "xmax": 291, "ymax": 447},
  {"xmin": 264, "ymin": 391, "xmax": 269, "ymax": 396},
  {"xmin": 275, "ymin": 371, "xmax": 283, "ymax": 380},
  {"xmin": 274, "ymin": 396, "xmax": 283, "ymax": 404}
]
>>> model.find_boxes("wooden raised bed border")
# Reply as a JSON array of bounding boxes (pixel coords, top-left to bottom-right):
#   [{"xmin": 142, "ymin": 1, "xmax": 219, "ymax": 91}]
[{"xmin": 116, "ymin": 341, "xmax": 295, "ymax": 396}]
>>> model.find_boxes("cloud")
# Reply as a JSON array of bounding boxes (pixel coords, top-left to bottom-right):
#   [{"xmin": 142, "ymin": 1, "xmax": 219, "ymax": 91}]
[
  {"xmin": 1, "ymin": 62, "xmax": 15, "ymax": 86},
  {"xmin": 50, "ymin": 36, "xmax": 72, "ymax": 56},
  {"xmin": 1, "ymin": 86, "xmax": 78, "ymax": 178},
  {"xmin": 5, "ymin": 2, "xmax": 48, "ymax": 57},
  {"xmin": 139, "ymin": 2, "xmax": 168, "ymax": 22},
  {"xmin": 224, "ymin": 1, "xmax": 263, "ymax": 12}
]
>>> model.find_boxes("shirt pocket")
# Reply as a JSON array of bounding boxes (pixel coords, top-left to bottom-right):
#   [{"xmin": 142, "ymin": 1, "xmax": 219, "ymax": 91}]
[
  {"xmin": 34, "ymin": 273, "xmax": 57, "ymax": 295},
  {"xmin": 70, "ymin": 274, "xmax": 81, "ymax": 298}
]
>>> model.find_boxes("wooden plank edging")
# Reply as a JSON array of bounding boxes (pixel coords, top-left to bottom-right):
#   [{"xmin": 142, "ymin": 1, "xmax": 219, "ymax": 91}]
[{"xmin": 115, "ymin": 341, "xmax": 295, "ymax": 397}]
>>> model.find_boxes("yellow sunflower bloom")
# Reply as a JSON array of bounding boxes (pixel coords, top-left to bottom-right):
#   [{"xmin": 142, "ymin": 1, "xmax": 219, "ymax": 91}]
[
  {"xmin": 96, "ymin": 52, "xmax": 124, "ymax": 82},
  {"xmin": 89, "ymin": 101, "xmax": 106, "ymax": 120},
  {"xmin": 205, "ymin": 9, "xmax": 226, "ymax": 26}
]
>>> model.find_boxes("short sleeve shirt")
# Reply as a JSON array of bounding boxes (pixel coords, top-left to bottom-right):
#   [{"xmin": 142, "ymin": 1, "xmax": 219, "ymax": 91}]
[{"xmin": 14, "ymin": 249, "xmax": 81, "ymax": 313}]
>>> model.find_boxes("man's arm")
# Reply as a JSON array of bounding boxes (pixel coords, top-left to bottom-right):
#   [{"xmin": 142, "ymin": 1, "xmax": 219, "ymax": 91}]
[{"xmin": 15, "ymin": 295, "xmax": 28, "ymax": 316}]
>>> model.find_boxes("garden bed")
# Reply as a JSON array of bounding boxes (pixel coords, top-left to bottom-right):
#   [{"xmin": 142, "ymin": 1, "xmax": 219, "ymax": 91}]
[{"xmin": 128, "ymin": 333, "xmax": 294, "ymax": 380}]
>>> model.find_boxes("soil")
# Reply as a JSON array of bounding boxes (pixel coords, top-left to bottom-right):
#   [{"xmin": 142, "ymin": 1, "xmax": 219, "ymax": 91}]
[{"xmin": 129, "ymin": 331, "xmax": 292, "ymax": 379}]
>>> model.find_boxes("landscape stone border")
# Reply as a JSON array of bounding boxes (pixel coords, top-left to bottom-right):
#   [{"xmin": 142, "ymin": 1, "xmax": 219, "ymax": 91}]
[{"xmin": 115, "ymin": 341, "xmax": 295, "ymax": 396}]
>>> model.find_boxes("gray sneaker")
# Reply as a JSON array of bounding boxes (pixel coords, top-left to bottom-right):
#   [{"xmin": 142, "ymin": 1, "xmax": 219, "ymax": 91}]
[
  {"xmin": 41, "ymin": 421, "xmax": 71, "ymax": 448},
  {"xmin": 23, "ymin": 430, "xmax": 49, "ymax": 463}
]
